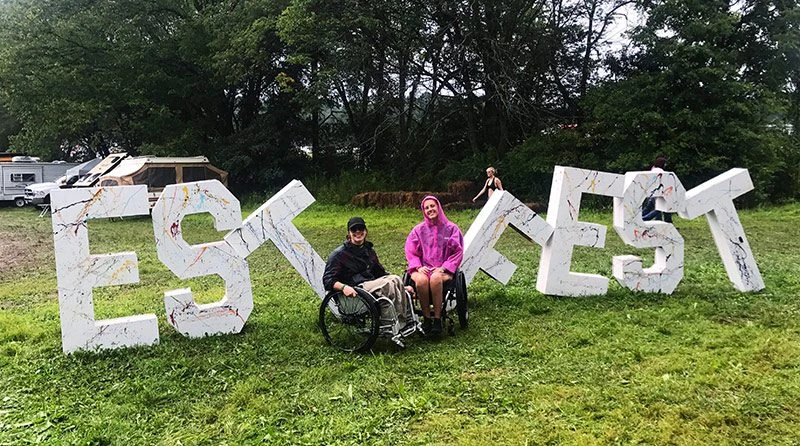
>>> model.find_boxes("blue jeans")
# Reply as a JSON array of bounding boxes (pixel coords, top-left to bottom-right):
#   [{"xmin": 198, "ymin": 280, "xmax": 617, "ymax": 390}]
[{"xmin": 642, "ymin": 197, "xmax": 673, "ymax": 223}]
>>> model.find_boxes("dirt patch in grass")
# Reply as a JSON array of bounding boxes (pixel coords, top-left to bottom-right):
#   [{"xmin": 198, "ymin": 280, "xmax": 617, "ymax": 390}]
[{"xmin": 0, "ymin": 227, "xmax": 51, "ymax": 276}]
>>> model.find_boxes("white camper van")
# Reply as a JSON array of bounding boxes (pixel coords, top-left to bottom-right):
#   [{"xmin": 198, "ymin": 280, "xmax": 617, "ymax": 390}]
[
  {"xmin": 24, "ymin": 155, "xmax": 119, "ymax": 206},
  {"xmin": 0, "ymin": 157, "xmax": 78, "ymax": 207}
]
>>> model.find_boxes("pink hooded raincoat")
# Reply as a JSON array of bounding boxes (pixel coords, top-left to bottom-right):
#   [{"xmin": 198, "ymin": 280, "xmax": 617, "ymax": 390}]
[{"xmin": 405, "ymin": 196, "xmax": 464, "ymax": 275}]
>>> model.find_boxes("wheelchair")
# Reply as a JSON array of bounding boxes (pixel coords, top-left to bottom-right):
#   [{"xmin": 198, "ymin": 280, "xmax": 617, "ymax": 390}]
[
  {"xmin": 319, "ymin": 285, "xmax": 423, "ymax": 352},
  {"xmin": 403, "ymin": 270, "xmax": 468, "ymax": 336}
]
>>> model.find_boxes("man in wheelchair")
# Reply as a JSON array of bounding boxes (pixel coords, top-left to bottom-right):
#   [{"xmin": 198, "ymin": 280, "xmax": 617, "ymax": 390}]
[{"xmin": 322, "ymin": 217, "xmax": 417, "ymax": 348}]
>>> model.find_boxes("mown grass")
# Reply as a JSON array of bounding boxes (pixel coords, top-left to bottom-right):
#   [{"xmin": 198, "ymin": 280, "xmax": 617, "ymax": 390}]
[{"xmin": 1, "ymin": 201, "xmax": 800, "ymax": 445}]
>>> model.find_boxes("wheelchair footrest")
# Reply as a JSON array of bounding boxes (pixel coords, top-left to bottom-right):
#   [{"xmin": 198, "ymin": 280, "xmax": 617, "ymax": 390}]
[{"xmin": 390, "ymin": 334, "xmax": 405, "ymax": 348}]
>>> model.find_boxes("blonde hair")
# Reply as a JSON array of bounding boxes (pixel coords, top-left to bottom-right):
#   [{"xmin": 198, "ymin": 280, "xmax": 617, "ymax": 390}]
[{"xmin": 486, "ymin": 166, "xmax": 496, "ymax": 175}]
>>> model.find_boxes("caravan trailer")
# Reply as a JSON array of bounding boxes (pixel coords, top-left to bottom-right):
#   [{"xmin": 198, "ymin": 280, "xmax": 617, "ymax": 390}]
[
  {"xmin": 0, "ymin": 157, "xmax": 78, "ymax": 207},
  {"xmin": 97, "ymin": 156, "xmax": 228, "ymax": 206},
  {"xmin": 24, "ymin": 153, "xmax": 129, "ymax": 206},
  {"xmin": 23, "ymin": 157, "xmax": 104, "ymax": 206}
]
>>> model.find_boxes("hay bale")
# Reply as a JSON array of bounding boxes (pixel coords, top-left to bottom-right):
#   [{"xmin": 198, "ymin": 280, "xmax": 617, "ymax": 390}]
[
  {"xmin": 435, "ymin": 192, "xmax": 458, "ymax": 204},
  {"xmin": 350, "ymin": 191, "xmax": 460, "ymax": 208},
  {"xmin": 447, "ymin": 181, "xmax": 474, "ymax": 202},
  {"xmin": 350, "ymin": 189, "xmax": 545, "ymax": 212},
  {"xmin": 442, "ymin": 201, "xmax": 479, "ymax": 211}
]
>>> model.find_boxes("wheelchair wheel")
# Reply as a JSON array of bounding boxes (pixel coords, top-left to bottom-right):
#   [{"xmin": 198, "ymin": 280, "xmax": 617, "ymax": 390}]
[
  {"xmin": 319, "ymin": 288, "xmax": 379, "ymax": 352},
  {"xmin": 455, "ymin": 271, "xmax": 468, "ymax": 329}
]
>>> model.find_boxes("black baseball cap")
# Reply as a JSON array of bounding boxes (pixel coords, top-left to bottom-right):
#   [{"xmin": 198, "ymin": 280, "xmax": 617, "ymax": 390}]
[{"xmin": 347, "ymin": 216, "xmax": 367, "ymax": 231}]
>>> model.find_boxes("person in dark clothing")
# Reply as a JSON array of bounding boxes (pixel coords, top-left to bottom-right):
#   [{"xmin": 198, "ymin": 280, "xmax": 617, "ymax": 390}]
[
  {"xmin": 642, "ymin": 155, "xmax": 674, "ymax": 223},
  {"xmin": 472, "ymin": 166, "xmax": 504, "ymax": 203},
  {"xmin": 323, "ymin": 217, "xmax": 412, "ymax": 331}
]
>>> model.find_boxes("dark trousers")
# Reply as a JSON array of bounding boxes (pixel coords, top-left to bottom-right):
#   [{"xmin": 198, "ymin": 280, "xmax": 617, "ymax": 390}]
[{"xmin": 642, "ymin": 197, "xmax": 673, "ymax": 223}]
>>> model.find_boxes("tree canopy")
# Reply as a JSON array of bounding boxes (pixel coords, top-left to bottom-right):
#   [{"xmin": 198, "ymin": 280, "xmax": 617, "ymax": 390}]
[{"xmin": 0, "ymin": 0, "xmax": 797, "ymax": 201}]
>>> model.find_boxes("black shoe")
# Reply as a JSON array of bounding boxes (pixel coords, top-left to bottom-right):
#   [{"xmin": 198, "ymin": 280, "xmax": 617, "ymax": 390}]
[
  {"xmin": 422, "ymin": 318, "xmax": 432, "ymax": 334},
  {"xmin": 430, "ymin": 318, "xmax": 443, "ymax": 336}
]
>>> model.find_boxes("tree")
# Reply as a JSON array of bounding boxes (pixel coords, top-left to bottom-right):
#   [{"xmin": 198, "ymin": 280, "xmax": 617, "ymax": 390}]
[
  {"xmin": 587, "ymin": 0, "xmax": 796, "ymax": 201},
  {"xmin": 0, "ymin": 0, "xmax": 192, "ymax": 158},
  {"xmin": 0, "ymin": 104, "xmax": 21, "ymax": 152},
  {"xmin": 0, "ymin": 0, "xmax": 308, "ymax": 190},
  {"xmin": 546, "ymin": 0, "xmax": 637, "ymax": 121},
  {"xmin": 279, "ymin": 0, "xmax": 434, "ymax": 173}
]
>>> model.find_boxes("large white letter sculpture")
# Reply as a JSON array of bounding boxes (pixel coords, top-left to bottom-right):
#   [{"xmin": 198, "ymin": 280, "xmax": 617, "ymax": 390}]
[
  {"xmin": 612, "ymin": 171, "xmax": 686, "ymax": 293},
  {"xmin": 679, "ymin": 168, "xmax": 764, "ymax": 291},
  {"xmin": 52, "ymin": 180, "xmax": 325, "ymax": 353},
  {"xmin": 479, "ymin": 166, "xmax": 762, "ymax": 297},
  {"xmin": 461, "ymin": 191, "xmax": 553, "ymax": 284},
  {"xmin": 50, "ymin": 168, "xmax": 764, "ymax": 353},
  {"xmin": 537, "ymin": 167, "xmax": 624, "ymax": 296},
  {"xmin": 225, "ymin": 180, "xmax": 326, "ymax": 298},
  {"xmin": 153, "ymin": 181, "xmax": 253, "ymax": 337},
  {"xmin": 51, "ymin": 186, "xmax": 158, "ymax": 353}
]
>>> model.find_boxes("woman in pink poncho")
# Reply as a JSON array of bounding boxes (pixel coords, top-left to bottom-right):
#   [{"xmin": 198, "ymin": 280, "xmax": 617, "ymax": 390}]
[{"xmin": 405, "ymin": 195, "xmax": 464, "ymax": 336}]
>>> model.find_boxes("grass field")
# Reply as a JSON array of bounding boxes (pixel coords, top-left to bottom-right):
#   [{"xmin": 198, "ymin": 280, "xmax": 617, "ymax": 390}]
[{"xmin": 1, "ymin": 201, "xmax": 800, "ymax": 445}]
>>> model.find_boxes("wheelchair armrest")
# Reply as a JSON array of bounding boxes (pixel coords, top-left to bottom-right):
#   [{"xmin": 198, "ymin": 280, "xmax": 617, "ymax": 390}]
[
  {"xmin": 402, "ymin": 272, "xmax": 415, "ymax": 289},
  {"xmin": 323, "ymin": 287, "xmax": 376, "ymax": 303},
  {"xmin": 403, "ymin": 269, "xmax": 462, "ymax": 287}
]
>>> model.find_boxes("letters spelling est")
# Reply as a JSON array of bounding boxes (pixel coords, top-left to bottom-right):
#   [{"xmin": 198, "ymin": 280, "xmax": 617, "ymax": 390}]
[{"xmin": 50, "ymin": 166, "xmax": 762, "ymax": 354}]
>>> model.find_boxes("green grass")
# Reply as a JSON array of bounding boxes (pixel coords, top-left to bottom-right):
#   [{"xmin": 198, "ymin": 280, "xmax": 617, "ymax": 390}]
[{"xmin": 2, "ymin": 202, "xmax": 800, "ymax": 444}]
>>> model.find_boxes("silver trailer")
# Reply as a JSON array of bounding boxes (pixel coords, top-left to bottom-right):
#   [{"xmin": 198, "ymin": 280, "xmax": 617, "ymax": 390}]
[{"xmin": 0, "ymin": 158, "xmax": 78, "ymax": 207}]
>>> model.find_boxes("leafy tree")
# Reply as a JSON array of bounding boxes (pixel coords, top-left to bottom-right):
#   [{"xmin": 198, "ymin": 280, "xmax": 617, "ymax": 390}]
[
  {"xmin": 513, "ymin": 0, "xmax": 798, "ymax": 203},
  {"xmin": 1, "ymin": 0, "xmax": 795, "ymax": 201},
  {"xmin": 0, "ymin": 104, "xmax": 21, "ymax": 153},
  {"xmin": 0, "ymin": 0, "xmax": 189, "ymax": 158},
  {"xmin": 546, "ymin": 0, "xmax": 637, "ymax": 121},
  {"xmin": 0, "ymin": 0, "xmax": 306, "ymax": 190},
  {"xmin": 278, "ymin": 0, "xmax": 629, "ymax": 187},
  {"xmin": 621, "ymin": 0, "xmax": 795, "ymax": 200},
  {"xmin": 279, "ymin": 0, "xmax": 432, "ymax": 174}
]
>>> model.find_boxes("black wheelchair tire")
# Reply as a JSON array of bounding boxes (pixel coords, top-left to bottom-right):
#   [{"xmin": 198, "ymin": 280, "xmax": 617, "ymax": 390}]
[
  {"xmin": 455, "ymin": 271, "xmax": 468, "ymax": 329},
  {"xmin": 319, "ymin": 288, "xmax": 379, "ymax": 352}
]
